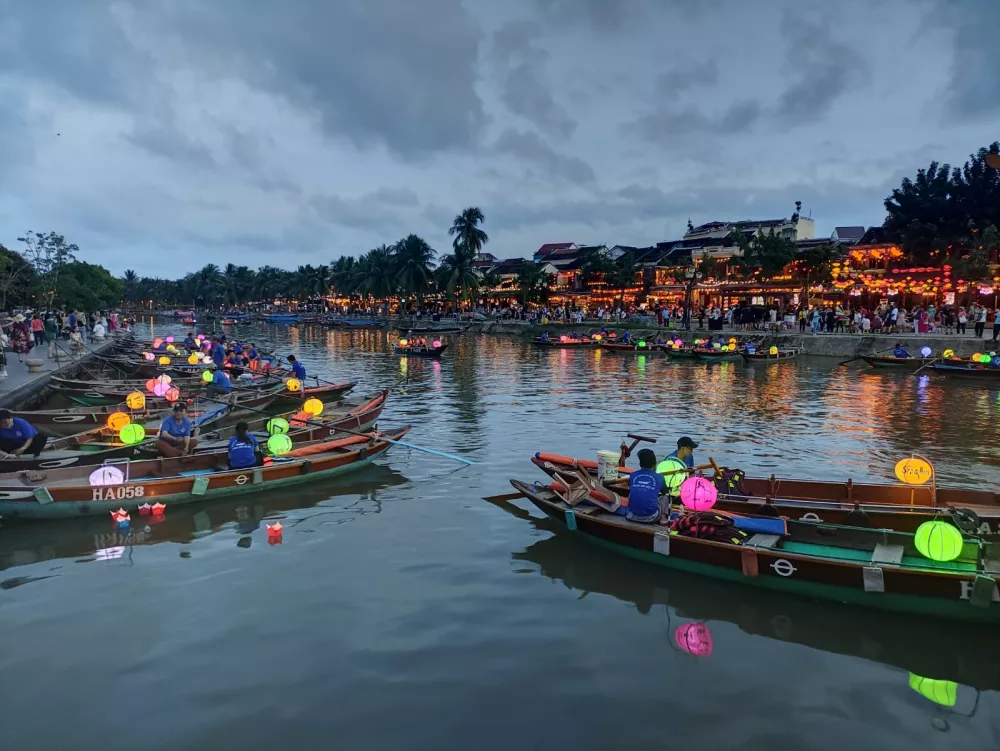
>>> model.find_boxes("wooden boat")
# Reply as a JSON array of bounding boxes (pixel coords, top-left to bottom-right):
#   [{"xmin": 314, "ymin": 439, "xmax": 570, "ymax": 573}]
[
  {"xmin": 507, "ymin": 480, "xmax": 1000, "ymax": 623},
  {"xmin": 405, "ymin": 325, "xmax": 470, "ymax": 334},
  {"xmin": 741, "ymin": 348, "xmax": 800, "ymax": 362},
  {"xmin": 392, "ymin": 343, "xmax": 448, "ymax": 358},
  {"xmin": 694, "ymin": 349, "xmax": 742, "ymax": 362},
  {"xmin": 861, "ymin": 355, "xmax": 933, "ymax": 368},
  {"xmin": 531, "ymin": 337, "xmax": 595, "ymax": 348},
  {"xmin": 485, "ymin": 494, "xmax": 1000, "ymax": 692},
  {"xmin": 0, "ymin": 427, "xmax": 410, "ymax": 520},
  {"xmin": 64, "ymin": 381, "xmax": 287, "ymax": 408},
  {"xmin": 661, "ymin": 347, "xmax": 699, "ymax": 360},
  {"xmin": 0, "ymin": 404, "xmax": 233, "ymax": 473},
  {"xmin": 262, "ymin": 313, "xmax": 301, "ymax": 324},
  {"xmin": 598, "ymin": 342, "xmax": 667, "ymax": 354},
  {"xmin": 326, "ymin": 318, "xmax": 383, "ymax": 328},
  {"xmin": 929, "ymin": 363, "xmax": 1000, "ymax": 379}
]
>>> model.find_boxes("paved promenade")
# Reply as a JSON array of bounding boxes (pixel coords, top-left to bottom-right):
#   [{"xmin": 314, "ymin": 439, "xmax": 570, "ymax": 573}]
[{"xmin": 0, "ymin": 336, "xmax": 119, "ymax": 409}]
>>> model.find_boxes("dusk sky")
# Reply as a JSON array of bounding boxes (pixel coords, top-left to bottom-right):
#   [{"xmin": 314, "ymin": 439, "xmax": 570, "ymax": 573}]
[{"xmin": 1, "ymin": 0, "xmax": 997, "ymax": 277}]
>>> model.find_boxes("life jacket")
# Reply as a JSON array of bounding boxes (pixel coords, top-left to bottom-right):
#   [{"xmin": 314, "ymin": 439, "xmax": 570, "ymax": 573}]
[
  {"xmin": 671, "ymin": 511, "xmax": 748, "ymax": 545},
  {"xmin": 712, "ymin": 467, "xmax": 749, "ymax": 497}
]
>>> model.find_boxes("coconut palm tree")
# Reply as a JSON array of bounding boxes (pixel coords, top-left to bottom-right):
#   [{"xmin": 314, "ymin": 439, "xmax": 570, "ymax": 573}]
[
  {"xmin": 437, "ymin": 242, "xmax": 480, "ymax": 303},
  {"xmin": 122, "ymin": 269, "xmax": 139, "ymax": 302},
  {"xmin": 331, "ymin": 256, "xmax": 359, "ymax": 297},
  {"xmin": 394, "ymin": 234, "xmax": 436, "ymax": 304},
  {"xmin": 448, "ymin": 207, "xmax": 488, "ymax": 255},
  {"xmin": 517, "ymin": 263, "xmax": 552, "ymax": 305},
  {"xmin": 358, "ymin": 245, "xmax": 397, "ymax": 300}
]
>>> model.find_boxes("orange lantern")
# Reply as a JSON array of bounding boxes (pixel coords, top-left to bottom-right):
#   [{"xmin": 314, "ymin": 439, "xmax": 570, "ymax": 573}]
[
  {"xmin": 106, "ymin": 411, "xmax": 131, "ymax": 432},
  {"xmin": 125, "ymin": 391, "xmax": 146, "ymax": 410}
]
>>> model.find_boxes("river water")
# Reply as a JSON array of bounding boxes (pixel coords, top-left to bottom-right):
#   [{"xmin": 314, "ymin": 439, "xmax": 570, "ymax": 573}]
[{"xmin": 1, "ymin": 322, "xmax": 998, "ymax": 749}]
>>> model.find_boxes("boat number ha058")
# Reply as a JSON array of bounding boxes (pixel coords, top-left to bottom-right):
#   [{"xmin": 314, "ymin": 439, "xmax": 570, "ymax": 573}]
[
  {"xmin": 92, "ymin": 485, "xmax": 146, "ymax": 501},
  {"xmin": 770, "ymin": 559, "xmax": 797, "ymax": 577}
]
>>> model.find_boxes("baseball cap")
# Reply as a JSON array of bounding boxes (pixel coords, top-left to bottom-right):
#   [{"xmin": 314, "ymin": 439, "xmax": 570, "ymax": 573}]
[{"xmin": 677, "ymin": 436, "xmax": 699, "ymax": 449}]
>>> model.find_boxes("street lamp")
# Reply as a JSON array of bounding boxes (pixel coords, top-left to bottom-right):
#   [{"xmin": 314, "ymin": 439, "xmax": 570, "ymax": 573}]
[{"xmin": 683, "ymin": 267, "xmax": 703, "ymax": 330}]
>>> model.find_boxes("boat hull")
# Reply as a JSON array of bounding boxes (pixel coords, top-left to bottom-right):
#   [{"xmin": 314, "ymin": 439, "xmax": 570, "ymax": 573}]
[{"xmin": 861, "ymin": 356, "xmax": 930, "ymax": 368}]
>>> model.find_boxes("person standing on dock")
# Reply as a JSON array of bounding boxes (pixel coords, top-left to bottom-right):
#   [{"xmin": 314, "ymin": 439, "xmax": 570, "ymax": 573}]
[
  {"xmin": 0, "ymin": 410, "xmax": 47, "ymax": 458},
  {"xmin": 44, "ymin": 314, "xmax": 59, "ymax": 358},
  {"xmin": 288, "ymin": 354, "xmax": 306, "ymax": 380},
  {"xmin": 975, "ymin": 304, "xmax": 987, "ymax": 338},
  {"xmin": 210, "ymin": 336, "xmax": 226, "ymax": 368}
]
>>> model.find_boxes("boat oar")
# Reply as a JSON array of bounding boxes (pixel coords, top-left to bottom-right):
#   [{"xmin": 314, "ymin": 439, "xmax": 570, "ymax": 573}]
[
  {"xmin": 483, "ymin": 491, "xmax": 525, "ymax": 502},
  {"xmin": 911, "ymin": 357, "xmax": 940, "ymax": 375},
  {"xmin": 199, "ymin": 395, "xmax": 477, "ymax": 466},
  {"xmin": 838, "ymin": 346, "xmax": 895, "ymax": 367}
]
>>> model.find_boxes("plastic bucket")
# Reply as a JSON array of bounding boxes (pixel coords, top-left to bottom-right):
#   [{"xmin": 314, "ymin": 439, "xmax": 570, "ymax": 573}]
[{"xmin": 597, "ymin": 450, "xmax": 620, "ymax": 481}]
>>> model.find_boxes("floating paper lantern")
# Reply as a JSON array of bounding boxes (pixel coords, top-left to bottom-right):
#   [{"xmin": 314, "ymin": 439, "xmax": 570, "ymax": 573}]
[
  {"xmin": 202, "ymin": 370, "xmax": 213, "ymax": 383},
  {"xmin": 106, "ymin": 411, "xmax": 131, "ymax": 431},
  {"xmin": 188, "ymin": 353, "xmax": 199, "ymax": 365},
  {"xmin": 655, "ymin": 457, "xmax": 687, "ymax": 494},
  {"xmin": 679, "ymin": 475, "xmax": 718, "ymax": 511},
  {"xmin": 151, "ymin": 502, "xmax": 166, "ymax": 515},
  {"xmin": 302, "ymin": 398, "xmax": 323, "ymax": 416},
  {"xmin": 111, "ymin": 507, "xmax": 128, "ymax": 522},
  {"xmin": 119, "ymin": 423, "xmax": 146, "ymax": 445},
  {"xmin": 768, "ymin": 346, "xmax": 778, "ymax": 355},
  {"xmin": 153, "ymin": 381, "xmax": 170, "ymax": 398},
  {"xmin": 267, "ymin": 433, "xmax": 292, "ymax": 455},
  {"xmin": 267, "ymin": 418, "xmax": 290, "ymax": 435},
  {"xmin": 674, "ymin": 622, "xmax": 713, "ymax": 657},
  {"xmin": 158, "ymin": 356, "xmax": 170, "ymax": 366},
  {"xmin": 943, "ymin": 348, "xmax": 954, "ymax": 358},
  {"xmin": 894, "ymin": 456, "xmax": 932, "ymax": 485},
  {"xmin": 267, "ymin": 522, "xmax": 283, "ymax": 545},
  {"xmin": 908, "ymin": 673, "xmax": 957, "ymax": 707},
  {"xmin": 165, "ymin": 386, "xmax": 180, "ymax": 402},
  {"xmin": 126, "ymin": 391, "xmax": 145, "ymax": 410},
  {"xmin": 285, "ymin": 378, "xmax": 302, "ymax": 393},
  {"xmin": 920, "ymin": 346, "xmax": 932, "ymax": 357},
  {"xmin": 433, "ymin": 340, "xmax": 442, "ymax": 348},
  {"xmin": 90, "ymin": 466, "xmax": 125, "ymax": 486},
  {"xmin": 143, "ymin": 352, "xmax": 154, "ymax": 361},
  {"xmin": 165, "ymin": 336, "xmax": 174, "ymax": 343},
  {"xmin": 914, "ymin": 520, "xmax": 962, "ymax": 562},
  {"xmin": 399, "ymin": 338, "xmax": 408, "ymax": 346},
  {"xmin": 138, "ymin": 503, "xmax": 152, "ymax": 515},
  {"xmin": 152, "ymin": 338, "xmax": 163, "ymax": 348}
]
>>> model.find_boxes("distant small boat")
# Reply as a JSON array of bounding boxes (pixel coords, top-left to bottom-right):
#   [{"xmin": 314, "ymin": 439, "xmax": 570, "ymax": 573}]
[
  {"xmin": 694, "ymin": 349, "xmax": 742, "ymax": 362},
  {"xmin": 862, "ymin": 355, "xmax": 932, "ymax": 368},
  {"xmin": 531, "ymin": 338, "xmax": 595, "ymax": 348},
  {"xmin": 263, "ymin": 313, "xmax": 300, "ymax": 324},
  {"xmin": 392, "ymin": 343, "xmax": 448, "ymax": 358},
  {"xmin": 741, "ymin": 348, "xmax": 800, "ymax": 362}
]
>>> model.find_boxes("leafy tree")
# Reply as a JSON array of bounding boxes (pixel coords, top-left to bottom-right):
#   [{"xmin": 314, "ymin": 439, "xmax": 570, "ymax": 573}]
[
  {"xmin": 357, "ymin": 245, "xmax": 397, "ymax": 300},
  {"xmin": 731, "ymin": 229, "xmax": 796, "ymax": 277},
  {"xmin": 436, "ymin": 244, "xmax": 479, "ymax": 302},
  {"xmin": 517, "ymin": 263, "xmax": 552, "ymax": 305},
  {"xmin": 393, "ymin": 234, "xmax": 436, "ymax": 303},
  {"xmin": 330, "ymin": 256, "xmax": 359, "ymax": 297},
  {"xmin": 448, "ymin": 207, "xmax": 488, "ymax": 255},
  {"xmin": 18, "ymin": 231, "xmax": 78, "ymax": 308},
  {"xmin": 0, "ymin": 244, "xmax": 39, "ymax": 309},
  {"xmin": 56, "ymin": 262, "xmax": 124, "ymax": 310}
]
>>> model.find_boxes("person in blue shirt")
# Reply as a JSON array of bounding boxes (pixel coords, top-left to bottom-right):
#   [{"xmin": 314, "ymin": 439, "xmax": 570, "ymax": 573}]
[
  {"xmin": 155, "ymin": 403, "xmax": 198, "ymax": 457},
  {"xmin": 206, "ymin": 364, "xmax": 232, "ymax": 398},
  {"xmin": 625, "ymin": 448, "xmax": 668, "ymax": 523},
  {"xmin": 183, "ymin": 332, "xmax": 196, "ymax": 348},
  {"xmin": 893, "ymin": 343, "xmax": 911, "ymax": 358},
  {"xmin": 539, "ymin": 332, "xmax": 549, "ymax": 342},
  {"xmin": 0, "ymin": 409, "xmax": 47, "ymax": 458},
  {"xmin": 228, "ymin": 422, "xmax": 262, "ymax": 469},
  {"xmin": 288, "ymin": 355, "xmax": 306, "ymax": 380},
  {"xmin": 210, "ymin": 336, "xmax": 226, "ymax": 368},
  {"xmin": 667, "ymin": 436, "xmax": 698, "ymax": 469}
]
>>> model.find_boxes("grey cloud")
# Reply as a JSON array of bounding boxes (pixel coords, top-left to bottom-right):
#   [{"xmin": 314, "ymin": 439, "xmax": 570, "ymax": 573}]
[
  {"xmin": 308, "ymin": 188, "xmax": 423, "ymax": 233},
  {"xmin": 493, "ymin": 129, "xmax": 595, "ymax": 183},
  {"xmin": 627, "ymin": 99, "xmax": 761, "ymax": 142},
  {"xmin": 657, "ymin": 60, "xmax": 719, "ymax": 98},
  {"xmin": 775, "ymin": 12, "xmax": 868, "ymax": 124},
  {"xmin": 934, "ymin": 0, "xmax": 1000, "ymax": 118}
]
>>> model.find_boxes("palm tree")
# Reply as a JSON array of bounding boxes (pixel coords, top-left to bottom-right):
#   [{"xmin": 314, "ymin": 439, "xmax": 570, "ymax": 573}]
[
  {"xmin": 122, "ymin": 269, "xmax": 139, "ymax": 302},
  {"xmin": 331, "ymin": 256, "xmax": 359, "ymax": 297},
  {"xmin": 437, "ymin": 242, "xmax": 480, "ymax": 303},
  {"xmin": 517, "ymin": 263, "xmax": 552, "ymax": 305},
  {"xmin": 358, "ymin": 245, "xmax": 397, "ymax": 300},
  {"xmin": 448, "ymin": 207, "xmax": 488, "ymax": 255},
  {"xmin": 394, "ymin": 234, "xmax": 436, "ymax": 304}
]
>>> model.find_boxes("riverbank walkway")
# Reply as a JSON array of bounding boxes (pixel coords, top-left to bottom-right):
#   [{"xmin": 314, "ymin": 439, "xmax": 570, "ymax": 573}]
[{"xmin": 0, "ymin": 337, "xmax": 119, "ymax": 409}]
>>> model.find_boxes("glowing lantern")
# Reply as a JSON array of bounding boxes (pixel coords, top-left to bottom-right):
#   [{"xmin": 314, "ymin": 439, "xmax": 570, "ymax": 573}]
[
  {"xmin": 166, "ymin": 345, "xmax": 178, "ymax": 354},
  {"xmin": 943, "ymin": 349, "xmax": 954, "ymax": 358},
  {"xmin": 156, "ymin": 374, "xmax": 172, "ymax": 385},
  {"xmin": 111, "ymin": 507, "xmax": 128, "ymax": 522},
  {"xmin": 143, "ymin": 352, "xmax": 154, "ymax": 361},
  {"xmin": 712, "ymin": 341, "xmax": 721, "ymax": 350},
  {"xmin": 106, "ymin": 412, "xmax": 130, "ymax": 432},
  {"xmin": 197, "ymin": 334, "xmax": 205, "ymax": 341},
  {"xmin": 202, "ymin": 370, "xmax": 213, "ymax": 383},
  {"xmin": 165, "ymin": 386, "xmax": 180, "ymax": 402},
  {"xmin": 638, "ymin": 340, "xmax": 646, "ymax": 348},
  {"xmin": 972, "ymin": 352, "xmax": 983, "ymax": 363},
  {"xmin": 672, "ymin": 343, "xmax": 680, "ymax": 349},
  {"xmin": 119, "ymin": 423, "xmax": 146, "ymax": 445},
  {"xmin": 894, "ymin": 456, "xmax": 932, "ymax": 485},
  {"xmin": 145, "ymin": 378, "xmax": 157, "ymax": 394},
  {"xmin": 914, "ymin": 520, "xmax": 963, "ymax": 562},
  {"xmin": 267, "ymin": 433, "xmax": 292, "ymax": 455},
  {"xmin": 768, "ymin": 346, "xmax": 778, "ymax": 355},
  {"xmin": 655, "ymin": 457, "xmax": 687, "ymax": 494},
  {"xmin": 126, "ymin": 391, "xmax": 146, "ymax": 410},
  {"xmin": 165, "ymin": 336, "xmax": 174, "ymax": 343},
  {"xmin": 153, "ymin": 381, "xmax": 170, "ymax": 398},
  {"xmin": 593, "ymin": 334, "xmax": 602, "ymax": 341},
  {"xmin": 728, "ymin": 337, "xmax": 736, "ymax": 344},
  {"xmin": 137, "ymin": 502, "xmax": 151, "ymax": 515},
  {"xmin": 158, "ymin": 356, "xmax": 170, "ymax": 366},
  {"xmin": 268, "ymin": 522, "xmax": 283, "ymax": 545},
  {"xmin": 285, "ymin": 378, "xmax": 301, "ymax": 393},
  {"xmin": 151, "ymin": 502, "xmax": 166, "ymax": 515},
  {"xmin": 188, "ymin": 353, "xmax": 199, "ymax": 365},
  {"xmin": 433, "ymin": 340, "xmax": 442, "ymax": 348},
  {"xmin": 908, "ymin": 673, "xmax": 957, "ymax": 707},
  {"xmin": 559, "ymin": 335, "xmax": 568, "ymax": 343},
  {"xmin": 266, "ymin": 418, "xmax": 290, "ymax": 435},
  {"xmin": 152, "ymin": 338, "xmax": 163, "ymax": 348},
  {"xmin": 679, "ymin": 475, "xmax": 718, "ymax": 511},
  {"xmin": 302, "ymin": 398, "xmax": 324, "ymax": 416},
  {"xmin": 674, "ymin": 622, "xmax": 713, "ymax": 657},
  {"xmin": 920, "ymin": 346, "xmax": 932, "ymax": 357},
  {"xmin": 399, "ymin": 338, "xmax": 408, "ymax": 347},
  {"xmin": 89, "ymin": 466, "xmax": 125, "ymax": 486}
]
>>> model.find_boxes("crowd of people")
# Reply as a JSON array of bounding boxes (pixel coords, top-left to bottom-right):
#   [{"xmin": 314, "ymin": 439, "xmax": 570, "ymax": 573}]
[{"xmin": 0, "ymin": 310, "xmax": 132, "ymax": 377}]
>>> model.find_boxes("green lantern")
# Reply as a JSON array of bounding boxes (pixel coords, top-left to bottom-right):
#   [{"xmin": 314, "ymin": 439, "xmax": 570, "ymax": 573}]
[
  {"xmin": 267, "ymin": 433, "xmax": 293, "ymax": 455},
  {"xmin": 266, "ymin": 418, "xmax": 290, "ymax": 435},
  {"xmin": 202, "ymin": 370, "xmax": 213, "ymax": 383},
  {"xmin": 655, "ymin": 457, "xmax": 687, "ymax": 494},
  {"xmin": 913, "ymin": 520, "xmax": 963, "ymax": 562},
  {"xmin": 908, "ymin": 673, "xmax": 957, "ymax": 707},
  {"xmin": 638, "ymin": 340, "xmax": 646, "ymax": 348},
  {"xmin": 119, "ymin": 423, "xmax": 146, "ymax": 445}
]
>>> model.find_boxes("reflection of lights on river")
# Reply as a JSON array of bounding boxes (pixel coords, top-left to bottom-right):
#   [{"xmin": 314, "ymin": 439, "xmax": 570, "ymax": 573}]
[
  {"xmin": 917, "ymin": 375, "xmax": 929, "ymax": 405},
  {"xmin": 637, "ymin": 355, "xmax": 646, "ymax": 375},
  {"xmin": 399, "ymin": 358, "xmax": 408, "ymax": 377}
]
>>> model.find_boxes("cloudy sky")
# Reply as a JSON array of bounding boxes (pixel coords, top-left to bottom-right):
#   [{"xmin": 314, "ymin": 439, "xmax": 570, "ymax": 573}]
[{"xmin": 0, "ymin": 0, "xmax": 997, "ymax": 277}]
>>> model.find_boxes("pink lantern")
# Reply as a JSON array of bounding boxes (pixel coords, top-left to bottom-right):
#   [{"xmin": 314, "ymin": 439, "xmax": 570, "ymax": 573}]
[
  {"xmin": 197, "ymin": 334, "xmax": 206, "ymax": 341},
  {"xmin": 433, "ymin": 340, "xmax": 442, "ymax": 348},
  {"xmin": 165, "ymin": 336, "xmax": 174, "ymax": 343},
  {"xmin": 165, "ymin": 386, "xmax": 180, "ymax": 401},
  {"xmin": 674, "ymin": 622, "xmax": 713, "ymax": 657},
  {"xmin": 152, "ymin": 338, "xmax": 163, "ymax": 348},
  {"xmin": 679, "ymin": 476, "xmax": 718, "ymax": 511},
  {"xmin": 144, "ymin": 352, "xmax": 155, "ymax": 361},
  {"xmin": 153, "ymin": 381, "xmax": 170, "ymax": 397},
  {"xmin": 559, "ymin": 335, "xmax": 568, "ymax": 342}
]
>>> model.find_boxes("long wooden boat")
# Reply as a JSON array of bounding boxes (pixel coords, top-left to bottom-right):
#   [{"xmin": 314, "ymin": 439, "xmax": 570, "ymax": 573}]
[
  {"xmin": 392, "ymin": 344, "xmax": 448, "ymax": 358},
  {"xmin": 507, "ymin": 480, "xmax": 1000, "ymax": 623},
  {"xmin": 0, "ymin": 427, "xmax": 410, "ymax": 520},
  {"xmin": 661, "ymin": 346, "xmax": 699, "ymax": 360},
  {"xmin": 531, "ymin": 338, "xmax": 595, "ymax": 348},
  {"xmin": 65, "ymin": 382, "xmax": 287, "ymax": 409},
  {"xmin": 598, "ymin": 342, "xmax": 667, "ymax": 355},
  {"xmin": 929, "ymin": 363, "xmax": 1000, "ymax": 379},
  {"xmin": 741, "ymin": 348, "xmax": 800, "ymax": 362},
  {"xmin": 267, "ymin": 380, "xmax": 357, "ymax": 408},
  {"xmin": 486, "ymin": 494, "xmax": 1000, "ymax": 691},
  {"xmin": 694, "ymin": 349, "xmax": 742, "ymax": 362},
  {"xmin": 262, "ymin": 313, "xmax": 301, "ymax": 324},
  {"xmin": 531, "ymin": 453, "xmax": 1000, "ymax": 536},
  {"xmin": 861, "ymin": 355, "xmax": 933, "ymax": 368},
  {"xmin": 405, "ymin": 325, "xmax": 470, "ymax": 334}
]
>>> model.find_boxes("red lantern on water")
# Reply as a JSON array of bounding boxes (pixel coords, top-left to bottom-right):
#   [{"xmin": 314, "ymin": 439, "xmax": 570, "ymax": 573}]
[
  {"xmin": 137, "ymin": 503, "xmax": 152, "ymax": 516},
  {"xmin": 151, "ymin": 502, "xmax": 166, "ymax": 515},
  {"xmin": 267, "ymin": 522, "xmax": 283, "ymax": 545},
  {"xmin": 110, "ymin": 507, "xmax": 129, "ymax": 523},
  {"xmin": 674, "ymin": 622, "xmax": 713, "ymax": 657}
]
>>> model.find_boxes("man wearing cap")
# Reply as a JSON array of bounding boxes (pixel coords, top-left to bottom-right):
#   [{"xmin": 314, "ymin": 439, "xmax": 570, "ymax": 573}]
[
  {"xmin": 0, "ymin": 409, "xmax": 47, "ymax": 459},
  {"xmin": 206, "ymin": 363, "xmax": 232, "ymax": 398},
  {"xmin": 155, "ymin": 403, "xmax": 199, "ymax": 458},
  {"xmin": 668, "ymin": 436, "xmax": 698, "ymax": 469}
]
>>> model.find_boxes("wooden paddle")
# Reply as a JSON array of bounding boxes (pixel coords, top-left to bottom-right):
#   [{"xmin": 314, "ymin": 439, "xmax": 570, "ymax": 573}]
[
  {"xmin": 838, "ymin": 345, "xmax": 895, "ymax": 367},
  {"xmin": 911, "ymin": 357, "xmax": 940, "ymax": 375},
  {"xmin": 199, "ymin": 394, "xmax": 476, "ymax": 466}
]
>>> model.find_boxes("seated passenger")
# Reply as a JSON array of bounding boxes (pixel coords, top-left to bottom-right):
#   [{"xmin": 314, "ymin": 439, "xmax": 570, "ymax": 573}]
[
  {"xmin": 625, "ymin": 448, "xmax": 668, "ymax": 524},
  {"xmin": 228, "ymin": 422, "xmax": 262, "ymax": 469},
  {"xmin": 893, "ymin": 343, "xmax": 911, "ymax": 358}
]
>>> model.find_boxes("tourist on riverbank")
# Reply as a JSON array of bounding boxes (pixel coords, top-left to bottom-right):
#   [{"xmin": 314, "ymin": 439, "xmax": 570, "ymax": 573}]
[
  {"xmin": 992, "ymin": 309, "xmax": 1000, "ymax": 343},
  {"xmin": 9, "ymin": 314, "xmax": 32, "ymax": 362},
  {"xmin": 976, "ymin": 304, "xmax": 987, "ymax": 338},
  {"xmin": 43, "ymin": 314, "xmax": 58, "ymax": 358},
  {"xmin": 957, "ymin": 307, "xmax": 968, "ymax": 334},
  {"xmin": 30, "ymin": 315, "xmax": 43, "ymax": 348}
]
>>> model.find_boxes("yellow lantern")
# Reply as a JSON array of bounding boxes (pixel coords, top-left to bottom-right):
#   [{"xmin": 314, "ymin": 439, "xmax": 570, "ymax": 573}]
[
  {"xmin": 908, "ymin": 673, "xmax": 957, "ymax": 707},
  {"xmin": 187, "ymin": 353, "xmax": 199, "ymax": 365},
  {"xmin": 942, "ymin": 348, "xmax": 954, "ymax": 358},
  {"xmin": 913, "ymin": 520, "xmax": 963, "ymax": 562},
  {"xmin": 107, "ymin": 411, "xmax": 131, "ymax": 431},
  {"xmin": 398, "ymin": 338, "xmax": 408, "ymax": 347},
  {"xmin": 728, "ymin": 337, "xmax": 736, "ymax": 344},
  {"xmin": 125, "ymin": 391, "xmax": 146, "ymax": 410},
  {"xmin": 972, "ymin": 352, "xmax": 983, "ymax": 363},
  {"xmin": 894, "ymin": 457, "xmax": 932, "ymax": 485},
  {"xmin": 302, "ymin": 398, "xmax": 323, "ymax": 416},
  {"xmin": 285, "ymin": 378, "xmax": 302, "ymax": 393},
  {"xmin": 166, "ymin": 344, "xmax": 178, "ymax": 353},
  {"xmin": 158, "ymin": 356, "xmax": 170, "ymax": 365},
  {"xmin": 768, "ymin": 346, "xmax": 778, "ymax": 355}
]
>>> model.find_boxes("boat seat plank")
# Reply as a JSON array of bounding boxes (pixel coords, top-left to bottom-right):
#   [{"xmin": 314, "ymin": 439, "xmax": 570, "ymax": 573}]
[
  {"xmin": 748, "ymin": 534, "xmax": 780, "ymax": 548},
  {"xmin": 871, "ymin": 543, "xmax": 905, "ymax": 566}
]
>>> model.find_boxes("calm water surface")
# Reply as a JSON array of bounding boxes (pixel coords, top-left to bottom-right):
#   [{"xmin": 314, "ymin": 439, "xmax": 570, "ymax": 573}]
[{"xmin": 1, "ymin": 322, "xmax": 998, "ymax": 749}]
